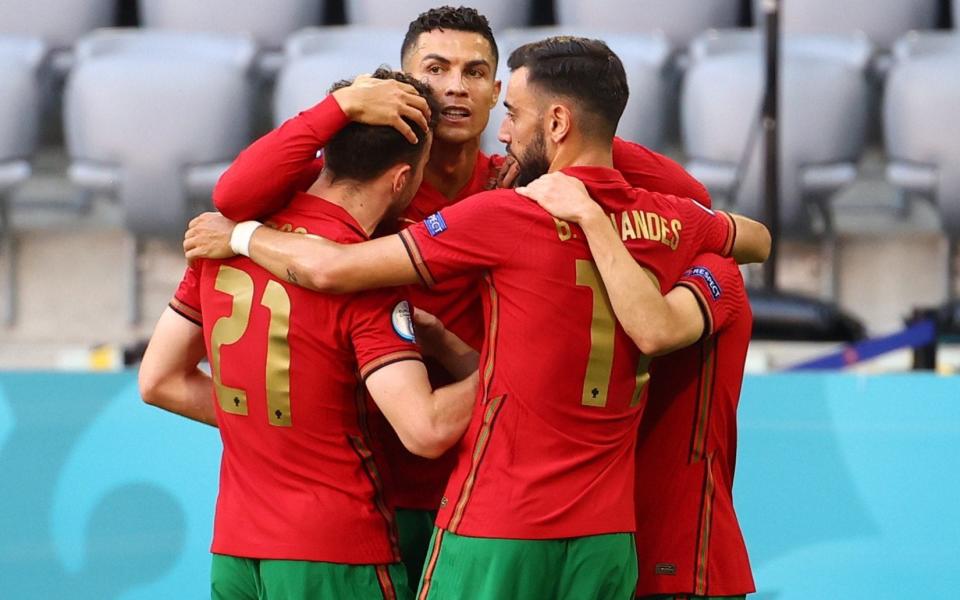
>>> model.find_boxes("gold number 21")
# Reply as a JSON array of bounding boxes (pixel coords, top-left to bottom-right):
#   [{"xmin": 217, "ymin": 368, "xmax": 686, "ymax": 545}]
[
  {"xmin": 209, "ymin": 265, "xmax": 293, "ymax": 427},
  {"xmin": 575, "ymin": 260, "xmax": 651, "ymax": 409}
]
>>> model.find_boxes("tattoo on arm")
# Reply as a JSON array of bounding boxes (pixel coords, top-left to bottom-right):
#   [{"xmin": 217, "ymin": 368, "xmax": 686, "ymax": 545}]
[{"xmin": 286, "ymin": 268, "xmax": 298, "ymax": 284}]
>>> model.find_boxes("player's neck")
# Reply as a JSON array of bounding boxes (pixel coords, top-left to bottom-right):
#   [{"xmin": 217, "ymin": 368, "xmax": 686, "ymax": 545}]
[
  {"xmin": 424, "ymin": 135, "xmax": 481, "ymax": 199},
  {"xmin": 308, "ymin": 171, "xmax": 389, "ymax": 237},
  {"xmin": 549, "ymin": 139, "xmax": 614, "ymax": 173}
]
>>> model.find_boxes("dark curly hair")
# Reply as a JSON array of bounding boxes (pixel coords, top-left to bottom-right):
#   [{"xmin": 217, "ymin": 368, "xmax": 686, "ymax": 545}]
[
  {"xmin": 324, "ymin": 68, "xmax": 440, "ymax": 182},
  {"xmin": 401, "ymin": 5, "xmax": 499, "ymax": 67}
]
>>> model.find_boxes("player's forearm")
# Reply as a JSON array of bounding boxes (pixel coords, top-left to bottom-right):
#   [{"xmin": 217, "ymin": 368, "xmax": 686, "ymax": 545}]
[
  {"xmin": 423, "ymin": 371, "xmax": 479, "ymax": 454},
  {"xmin": 249, "ymin": 228, "xmax": 421, "ymax": 294},
  {"xmin": 141, "ymin": 369, "xmax": 218, "ymax": 427},
  {"xmin": 419, "ymin": 325, "xmax": 480, "ymax": 380},
  {"xmin": 371, "ymin": 365, "xmax": 478, "ymax": 458},
  {"xmin": 213, "ymin": 95, "xmax": 348, "ymax": 221},
  {"xmin": 578, "ymin": 209, "xmax": 678, "ymax": 356},
  {"xmin": 730, "ymin": 214, "xmax": 772, "ymax": 264},
  {"xmin": 435, "ymin": 337, "xmax": 479, "ymax": 381},
  {"xmin": 247, "ymin": 227, "xmax": 338, "ymax": 291}
]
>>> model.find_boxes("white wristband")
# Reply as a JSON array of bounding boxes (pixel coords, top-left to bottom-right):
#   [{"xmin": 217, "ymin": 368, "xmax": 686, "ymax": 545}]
[{"xmin": 230, "ymin": 221, "xmax": 262, "ymax": 257}]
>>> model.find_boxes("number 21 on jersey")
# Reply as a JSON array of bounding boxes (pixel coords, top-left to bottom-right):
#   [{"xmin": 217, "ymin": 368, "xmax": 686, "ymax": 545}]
[{"xmin": 209, "ymin": 265, "xmax": 293, "ymax": 427}]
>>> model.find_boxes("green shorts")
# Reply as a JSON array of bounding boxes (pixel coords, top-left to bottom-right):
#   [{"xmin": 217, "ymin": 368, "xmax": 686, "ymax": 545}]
[
  {"xmin": 211, "ymin": 553, "xmax": 411, "ymax": 600},
  {"xmin": 396, "ymin": 508, "xmax": 437, "ymax": 593},
  {"xmin": 416, "ymin": 528, "xmax": 638, "ymax": 600}
]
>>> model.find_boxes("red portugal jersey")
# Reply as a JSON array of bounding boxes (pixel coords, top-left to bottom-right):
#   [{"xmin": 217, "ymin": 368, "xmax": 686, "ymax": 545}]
[
  {"xmin": 170, "ymin": 193, "xmax": 421, "ymax": 563},
  {"xmin": 398, "ymin": 166, "xmax": 735, "ymax": 539},
  {"xmin": 635, "ymin": 254, "xmax": 755, "ymax": 596},
  {"xmin": 368, "ymin": 151, "xmax": 502, "ymax": 511},
  {"xmin": 211, "ymin": 94, "xmax": 714, "ymax": 514}
]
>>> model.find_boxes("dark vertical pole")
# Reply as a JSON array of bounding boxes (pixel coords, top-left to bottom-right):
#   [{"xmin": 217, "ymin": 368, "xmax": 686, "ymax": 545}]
[
  {"xmin": 762, "ymin": 0, "xmax": 781, "ymax": 290},
  {"xmin": 910, "ymin": 308, "xmax": 939, "ymax": 370}
]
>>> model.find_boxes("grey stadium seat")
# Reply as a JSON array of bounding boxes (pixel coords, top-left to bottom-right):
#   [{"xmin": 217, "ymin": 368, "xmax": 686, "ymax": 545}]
[
  {"xmin": 554, "ymin": 0, "xmax": 742, "ymax": 49},
  {"xmin": 757, "ymin": 0, "xmax": 938, "ymax": 51},
  {"xmin": 0, "ymin": 35, "xmax": 45, "ymax": 324},
  {"xmin": 885, "ymin": 33, "xmax": 960, "ymax": 297},
  {"xmin": 138, "ymin": 0, "xmax": 324, "ymax": 73},
  {"xmin": 481, "ymin": 28, "xmax": 672, "ymax": 156},
  {"xmin": 344, "ymin": 0, "xmax": 531, "ymax": 31},
  {"xmin": 0, "ymin": 36, "xmax": 43, "ymax": 194},
  {"xmin": 274, "ymin": 27, "xmax": 406, "ymax": 125},
  {"xmin": 681, "ymin": 30, "xmax": 873, "ymax": 235},
  {"xmin": 65, "ymin": 29, "xmax": 256, "ymax": 321},
  {"xmin": 0, "ymin": 0, "xmax": 114, "ymax": 71}
]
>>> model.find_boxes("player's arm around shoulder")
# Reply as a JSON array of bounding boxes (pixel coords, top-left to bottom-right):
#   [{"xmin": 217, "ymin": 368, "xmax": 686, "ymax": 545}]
[
  {"xmin": 365, "ymin": 361, "xmax": 478, "ymax": 458},
  {"xmin": 139, "ymin": 307, "xmax": 217, "ymax": 427},
  {"xmin": 184, "ymin": 212, "xmax": 421, "ymax": 294},
  {"xmin": 517, "ymin": 172, "xmax": 704, "ymax": 356}
]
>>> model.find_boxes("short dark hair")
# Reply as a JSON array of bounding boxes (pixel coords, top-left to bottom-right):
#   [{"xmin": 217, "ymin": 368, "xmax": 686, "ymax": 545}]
[
  {"xmin": 507, "ymin": 36, "xmax": 628, "ymax": 139},
  {"xmin": 401, "ymin": 5, "xmax": 499, "ymax": 67},
  {"xmin": 323, "ymin": 68, "xmax": 439, "ymax": 183}
]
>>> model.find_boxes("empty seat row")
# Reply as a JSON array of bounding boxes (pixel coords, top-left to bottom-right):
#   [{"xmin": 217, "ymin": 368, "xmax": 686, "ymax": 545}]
[
  {"xmin": 885, "ymin": 33, "xmax": 960, "ymax": 242},
  {"xmin": 2, "ymin": 26, "xmax": 958, "ymax": 239},
  {"xmin": 682, "ymin": 31, "xmax": 873, "ymax": 233},
  {"xmin": 1, "ymin": 25, "xmax": 959, "ymax": 321},
  {"xmin": 66, "ymin": 30, "xmax": 256, "ymax": 236},
  {"xmin": 0, "ymin": 0, "xmax": 951, "ymax": 64}
]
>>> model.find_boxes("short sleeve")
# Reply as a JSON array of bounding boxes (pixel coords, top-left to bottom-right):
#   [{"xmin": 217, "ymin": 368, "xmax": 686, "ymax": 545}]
[
  {"xmin": 348, "ymin": 289, "xmax": 423, "ymax": 381},
  {"xmin": 675, "ymin": 254, "xmax": 747, "ymax": 337},
  {"xmin": 612, "ymin": 137, "xmax": 713, "ymax": 208},
  {"xmin": 675, "ymin": 198, "xmax": 736, "ymax": 259},
  {"xmin": 169, "ymin": 263, "xmax": 203, "ymax": 326},
  {"xmin": 398, "ymin": 191, "xmax": 535, "ymax": 287}
]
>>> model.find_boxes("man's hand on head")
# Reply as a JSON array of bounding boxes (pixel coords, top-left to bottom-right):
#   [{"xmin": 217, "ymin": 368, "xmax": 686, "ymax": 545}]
[
  {"xmin": 516, "ymin": 172, "xmax": 603, "ymax": 224},
  {"xmin": 332, "ymin": 74, "xmax": 431, "ymax": 144},
  {"xmin": 184, "ymin": 212, "xmax": 239, "ymax": 261}
]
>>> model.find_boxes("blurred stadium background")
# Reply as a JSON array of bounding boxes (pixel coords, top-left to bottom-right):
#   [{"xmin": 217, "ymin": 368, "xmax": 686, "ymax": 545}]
[{"xmin": 0, "ymin": 0, "xmax": 958, "ymax": 598}]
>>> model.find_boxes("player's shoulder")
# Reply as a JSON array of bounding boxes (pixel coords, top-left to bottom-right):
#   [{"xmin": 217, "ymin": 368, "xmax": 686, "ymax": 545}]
[
  {"xmin": 455, "ymin": 188, "xmax": 533, "ymax": 213},
  {"xmin": 664, "ymin": 191, "xmax": 716, "ymax": 215},
  {"xmin": 680, "ymin": 254, "xmax": 745, "ymax": 301}
]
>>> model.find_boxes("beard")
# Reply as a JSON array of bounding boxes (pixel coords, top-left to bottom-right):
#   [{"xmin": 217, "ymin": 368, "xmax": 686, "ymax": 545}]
[{"xmin": 512, "ymin": 130, "xmax": 551, "ymax": 187}]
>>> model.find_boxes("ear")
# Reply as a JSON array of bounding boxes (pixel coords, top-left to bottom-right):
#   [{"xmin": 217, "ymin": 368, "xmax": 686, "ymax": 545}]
[
  {"xmin": 491, "ymin": 79, "xmax": 502, "ymax": 108},
  {"xmin": 391, "ymin": 163, "xmax": 413, "ymax": 195},
  {"xmin": 547, "ymin": 103, "xmax": 572, "ymax": 144}
]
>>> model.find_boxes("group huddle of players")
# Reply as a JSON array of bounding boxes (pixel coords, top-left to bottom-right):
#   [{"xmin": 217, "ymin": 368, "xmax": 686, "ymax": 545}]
[{"xmin": 138, "ymin": 6, "xmax": 770, "ymax": 600}]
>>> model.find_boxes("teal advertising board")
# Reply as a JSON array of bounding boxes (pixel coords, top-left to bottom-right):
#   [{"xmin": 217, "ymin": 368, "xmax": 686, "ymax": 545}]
[{"xmin": 0, "ymin": 372, "xmax": 957, "ymax": 598}]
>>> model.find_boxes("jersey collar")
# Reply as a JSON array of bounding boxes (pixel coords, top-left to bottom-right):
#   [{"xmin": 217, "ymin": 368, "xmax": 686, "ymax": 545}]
[
  {"xmin": 286, "ymin": 191, "xmax": 370, "ymax": 240},
  {"xmin": 560, "ymin": 165, "xmax": 630, "ymax": 188}
]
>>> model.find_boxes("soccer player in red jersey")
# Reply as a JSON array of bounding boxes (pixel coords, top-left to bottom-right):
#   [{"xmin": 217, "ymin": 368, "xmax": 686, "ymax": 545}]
[
  {"xmin": 138, "ymin": 71, "xmax": 480, "ymax": 600},
  {"xmin": 210, "ymin": 6, "xmax": 714, "ymax": 589},
  {"xmin": 185, "ymin": 37, "xmax": 770, "ymax": 599},
  {"xmin": 519, "ymin": 173, "xmax": 756, "ymax": 600},
  {"xmin": 633, "ymin": 254, "xmax": 755, "ymax": 600}
]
